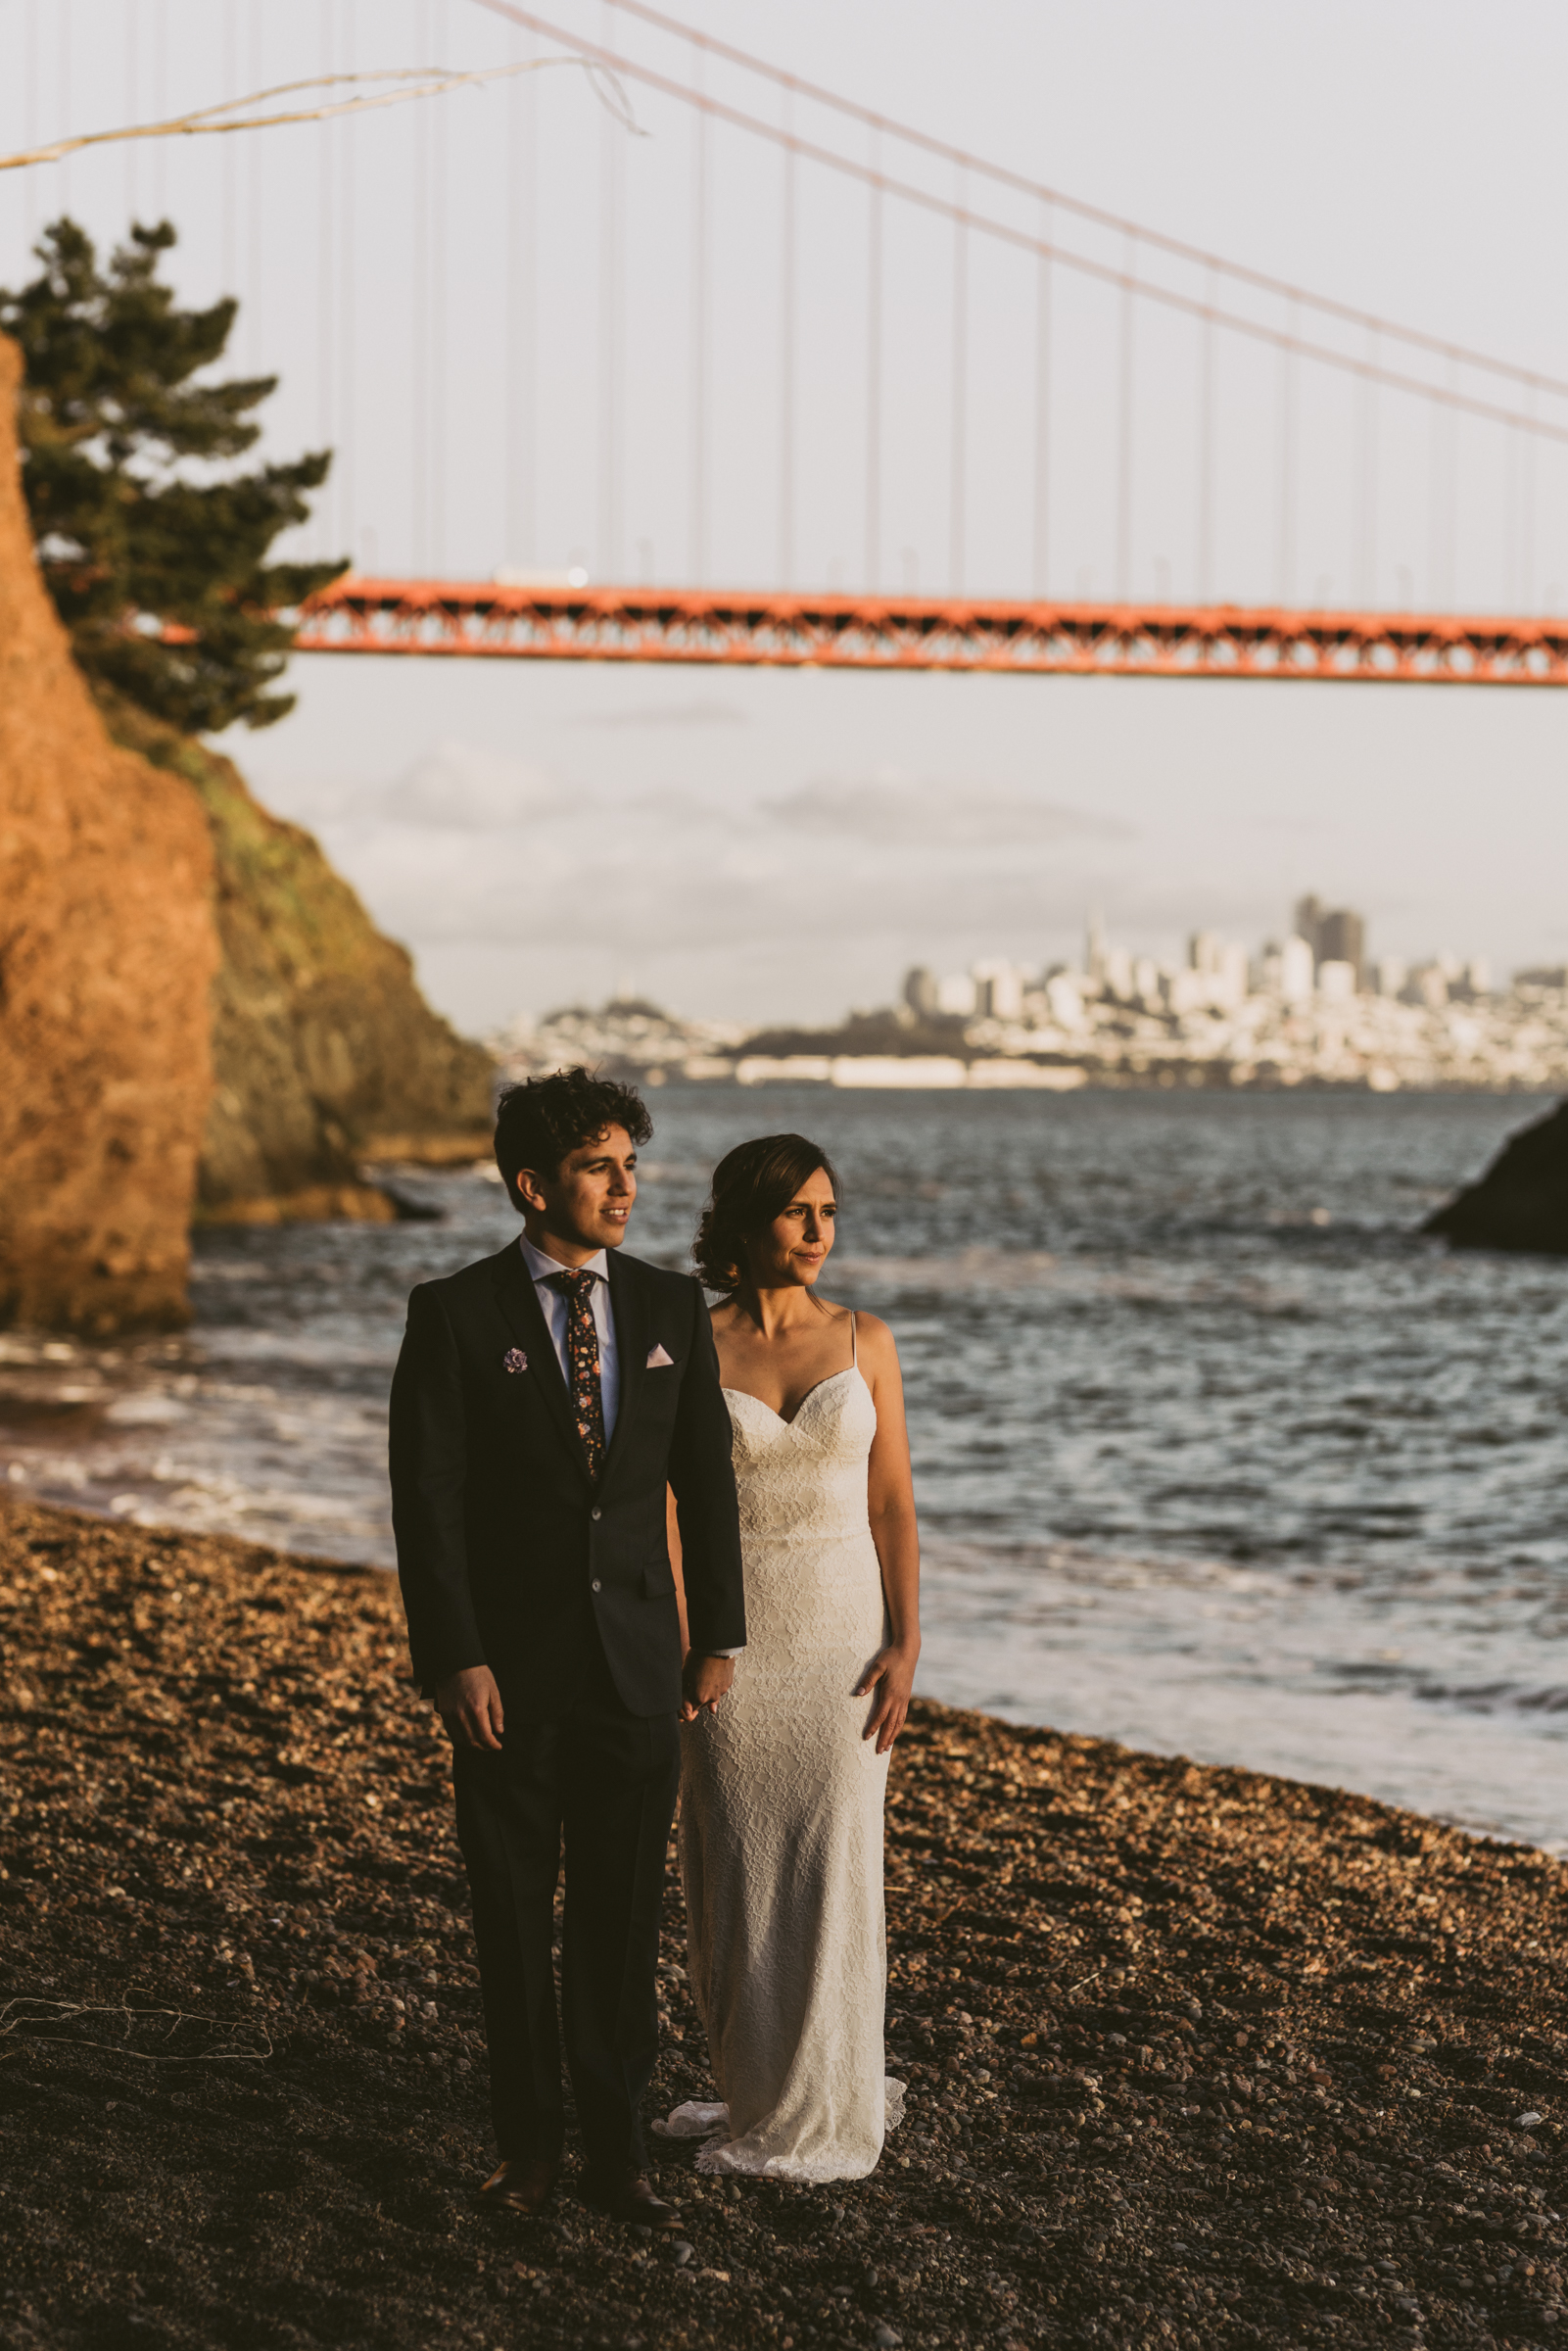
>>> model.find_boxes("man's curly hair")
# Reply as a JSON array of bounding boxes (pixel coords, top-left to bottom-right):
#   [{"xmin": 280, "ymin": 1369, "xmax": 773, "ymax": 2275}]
[{"xmin": 494, "ymin": 1068, "xmax": 653, "ymax": 1209}]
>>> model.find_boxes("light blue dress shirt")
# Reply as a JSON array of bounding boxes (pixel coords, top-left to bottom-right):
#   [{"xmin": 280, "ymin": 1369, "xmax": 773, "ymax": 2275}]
[{"xmin": 517, "ymin": 1232, "xmax": 620, "ymax": 1439}]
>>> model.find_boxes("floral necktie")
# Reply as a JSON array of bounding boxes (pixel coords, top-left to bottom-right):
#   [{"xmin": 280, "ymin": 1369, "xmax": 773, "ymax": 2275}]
[{"xmin": 556, "ymin": 1269, "xmax": 606, "ymax": 1481}]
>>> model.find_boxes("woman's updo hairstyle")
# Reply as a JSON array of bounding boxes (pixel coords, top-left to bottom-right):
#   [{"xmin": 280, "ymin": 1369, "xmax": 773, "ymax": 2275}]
[{"xmin": 693, "ymin": 1133, "xmax": 840, "ymax": 1295}]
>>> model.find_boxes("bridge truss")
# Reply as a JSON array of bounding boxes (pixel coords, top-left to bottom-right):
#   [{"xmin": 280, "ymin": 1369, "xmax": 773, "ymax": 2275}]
[{"xmin": 293, "ymin": 578, "xmax": 1568, "ymax": 686}]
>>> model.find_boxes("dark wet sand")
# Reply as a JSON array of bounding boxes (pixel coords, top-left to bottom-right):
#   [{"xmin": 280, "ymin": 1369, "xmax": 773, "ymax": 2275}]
[{"xmin": 3, "ymin": 1494, "xmax": 1567, "ymax": 2350}]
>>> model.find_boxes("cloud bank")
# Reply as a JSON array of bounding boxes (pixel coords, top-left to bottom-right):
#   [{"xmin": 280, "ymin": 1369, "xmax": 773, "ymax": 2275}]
[{"xmin": 316, "ymin": 744, "xmax": 1123, "ymax": 940}]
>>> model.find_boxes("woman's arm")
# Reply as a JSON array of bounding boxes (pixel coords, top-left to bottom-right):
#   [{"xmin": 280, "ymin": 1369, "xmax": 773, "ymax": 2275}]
[
  {"xmin": 666, "ymin": 1483, "xmax": 690, "ymax": 1657},
  {"xmin": 853, "ymin": 1313, "xmax": 922, "ymax": 1754}
]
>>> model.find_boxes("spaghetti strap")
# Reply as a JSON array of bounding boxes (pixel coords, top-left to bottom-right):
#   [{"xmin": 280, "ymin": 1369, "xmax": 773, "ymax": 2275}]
[{"xmin": 849, "ymin": 1310, "xmax": 858, "ymax": 1368}]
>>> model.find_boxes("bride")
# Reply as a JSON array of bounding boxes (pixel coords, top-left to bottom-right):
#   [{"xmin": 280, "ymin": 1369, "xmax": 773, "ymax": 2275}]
[{"xmin": 662, "ymin": 1132, "xmax": 921, "ymax": 2181}]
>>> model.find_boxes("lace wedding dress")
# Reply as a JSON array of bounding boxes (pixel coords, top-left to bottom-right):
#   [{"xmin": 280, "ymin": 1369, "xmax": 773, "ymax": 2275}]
[{"xmin": 661, "ymin": 1319, "xmax": 905, "ymax": 2180}]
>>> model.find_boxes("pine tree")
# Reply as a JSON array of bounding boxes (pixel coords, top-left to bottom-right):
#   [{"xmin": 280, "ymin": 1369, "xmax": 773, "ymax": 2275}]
[{"xmin": 1, "ymin": 217, "xmax": 346, "ymax": 733}]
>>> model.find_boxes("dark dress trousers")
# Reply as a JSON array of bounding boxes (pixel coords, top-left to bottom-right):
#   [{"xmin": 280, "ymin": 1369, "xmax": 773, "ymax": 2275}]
[{"xmin": 389, "ymin": 1240, "xmax": 744, "ymax": 2176}]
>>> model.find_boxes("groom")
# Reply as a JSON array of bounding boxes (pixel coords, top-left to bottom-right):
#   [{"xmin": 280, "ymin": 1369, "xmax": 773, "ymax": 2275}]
[{"xmin": 389, "ymin": 1068, "xmax": 744, "ymax": 2222}]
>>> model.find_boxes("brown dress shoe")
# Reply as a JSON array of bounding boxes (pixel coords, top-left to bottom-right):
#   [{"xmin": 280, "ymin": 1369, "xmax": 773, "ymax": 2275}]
[
  {"xmin": 580, "ymin": 2168, "xmax": 683, "ymax": 2228},
  {"xmin": 479, "ymin": 2155, "xmax": 559, "ymax": 2214}
]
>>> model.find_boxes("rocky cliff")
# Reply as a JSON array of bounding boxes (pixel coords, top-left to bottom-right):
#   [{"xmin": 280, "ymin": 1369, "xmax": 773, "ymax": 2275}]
[
  {"xmin": 0, "ymin": 333, "xmax": 217, "ymax": 1332},
  {"xmin": 99, "ymin": 696, "xmax": 496, "ymax": 1221},
  {"xmin": 1424, "ymin": 1097, "xmax": 1568, "ymax": 1255}
]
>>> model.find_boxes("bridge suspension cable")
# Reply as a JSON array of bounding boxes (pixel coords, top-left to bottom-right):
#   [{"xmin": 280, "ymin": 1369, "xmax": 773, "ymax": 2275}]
[
  {"xmin": 533, "ymin": 0, "xmax": 1568, "ymax": 410},
  {"xmin": 471, "ymin": 0, "xmax": 1568, "ymax": 449}
]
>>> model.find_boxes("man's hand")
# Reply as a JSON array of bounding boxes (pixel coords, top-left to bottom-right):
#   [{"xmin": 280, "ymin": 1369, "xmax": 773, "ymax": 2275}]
[
  {"xmin": 436, "ymin": 1664, "xmax": 505, "ymax": 1751},
  {"xmin": 680, "ymin": 1653, "xmax": 736, "ymax": 1722}
]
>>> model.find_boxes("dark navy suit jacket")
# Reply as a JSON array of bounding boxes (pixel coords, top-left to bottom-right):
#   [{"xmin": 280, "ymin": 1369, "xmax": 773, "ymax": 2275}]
[{"xmin": 389, "ymin": 1242, "xmax": 744, "ymax": 1717}]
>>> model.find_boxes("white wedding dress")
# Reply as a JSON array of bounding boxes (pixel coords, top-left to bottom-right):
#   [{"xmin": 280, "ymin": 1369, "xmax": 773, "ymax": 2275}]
[{"xmin": 661, "ymin": 1319, "xmax": 905, "ymax": 2180}]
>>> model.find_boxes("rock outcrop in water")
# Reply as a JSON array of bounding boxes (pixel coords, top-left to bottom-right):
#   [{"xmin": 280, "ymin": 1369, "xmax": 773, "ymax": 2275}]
[
  {"xmin": 1424, "ymin": 1097, "xmax": 1568, "ymax": 1256},
  {"xmin": 100, "ymin": 698, "xmax": 496, "ymax": 1222},
  {"xmin": 0, "ymin": 333, "xmax": 218, "ymax": 1333}
]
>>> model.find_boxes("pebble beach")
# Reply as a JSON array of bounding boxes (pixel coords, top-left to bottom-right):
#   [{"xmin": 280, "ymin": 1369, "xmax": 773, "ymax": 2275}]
[{"xmin": 4, "ymin": 1495, "xmax": 1568, "ymax": 2351}]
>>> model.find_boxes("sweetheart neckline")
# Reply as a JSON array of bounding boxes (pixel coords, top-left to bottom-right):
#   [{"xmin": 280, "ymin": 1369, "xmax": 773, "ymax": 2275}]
[{"xmin": 721, "ymin": 1366, "xmax": 869, "ymax": 1429}]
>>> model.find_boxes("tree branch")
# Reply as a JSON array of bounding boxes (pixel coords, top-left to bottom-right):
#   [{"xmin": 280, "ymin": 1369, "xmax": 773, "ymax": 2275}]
[{"xmin": 0, "ymin": 57, "xmax": 642, "ymax": 176}]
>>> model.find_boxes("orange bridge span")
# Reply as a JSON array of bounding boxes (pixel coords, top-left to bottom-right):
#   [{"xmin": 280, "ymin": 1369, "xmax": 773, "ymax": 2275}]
[{"xmin": 289, "ymin": 578, "xmax": 1568, "ymax": 686}]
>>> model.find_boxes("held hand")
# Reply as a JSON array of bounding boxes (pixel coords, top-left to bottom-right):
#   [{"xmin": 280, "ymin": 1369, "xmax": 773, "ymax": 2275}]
[
  {"xmin": 680, "ymin": 1653, "xmax": 736, "ymax": 1722},
  {"xmin": 854, "ymin": 1643, "xmax": 919, "ymax": 1756},
  {"xmin": 436, "ymin": 1664, "xmax": 505, "ymax": 1751}
]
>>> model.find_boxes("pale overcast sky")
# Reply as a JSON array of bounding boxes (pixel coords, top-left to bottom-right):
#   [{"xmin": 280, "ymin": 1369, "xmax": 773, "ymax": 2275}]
[{"xmin": 4, "ymin": 0, "xmax": 1567, "ymax": 1030}]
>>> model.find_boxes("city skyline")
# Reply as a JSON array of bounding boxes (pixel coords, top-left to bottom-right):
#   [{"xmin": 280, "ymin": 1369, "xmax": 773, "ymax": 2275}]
[
  {"xmin": 900, "ymin": 889, "xmax": 1505, "ymax": 1032},
  {"xmin": 491, "ymin": 884, "xmax": 1568, "ymax": 1096}
]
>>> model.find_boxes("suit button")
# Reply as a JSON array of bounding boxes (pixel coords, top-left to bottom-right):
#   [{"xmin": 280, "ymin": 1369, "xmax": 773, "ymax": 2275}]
[
  {"xmin": 591, "ymin": 1507, "xmax": 602, "ymax": 1521},
  {"xmin": 592, "ymin": 1578, "xmax": 602, "ymax": 1593}
]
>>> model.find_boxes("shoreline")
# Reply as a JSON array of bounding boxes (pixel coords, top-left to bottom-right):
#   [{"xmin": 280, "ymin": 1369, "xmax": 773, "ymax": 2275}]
[
  {"xmin": 516, "ymin": 1068, "xmax": 1560, "ymax": 1097},
  {"xmin": 4, "ymin": 1496, "xmax": 1568, "ymax": 2350}
]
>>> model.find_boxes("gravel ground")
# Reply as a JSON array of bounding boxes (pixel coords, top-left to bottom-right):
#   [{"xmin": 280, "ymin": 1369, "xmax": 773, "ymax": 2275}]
[{"xmin": 4, "ymin": 1495, "xmax": 1568, "ymax": 2351}]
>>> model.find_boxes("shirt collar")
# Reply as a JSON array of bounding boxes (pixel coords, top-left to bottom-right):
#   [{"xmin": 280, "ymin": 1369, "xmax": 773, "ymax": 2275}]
[{"xmin": 519, "ymin": 1232, "xmax": 610, "ymax": 1285}]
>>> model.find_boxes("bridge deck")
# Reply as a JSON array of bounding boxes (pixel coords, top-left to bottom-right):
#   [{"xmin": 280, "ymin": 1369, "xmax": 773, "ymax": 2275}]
[{"xmin": 289, "ymin": 579, "xmax": 1568, "ymax": 686}]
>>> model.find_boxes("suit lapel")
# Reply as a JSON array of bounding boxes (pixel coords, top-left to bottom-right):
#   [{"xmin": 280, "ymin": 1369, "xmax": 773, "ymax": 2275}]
[
  {"xmin": 489, "ymin": 1244, "xmax": 593, "ymax": 1486},
  {"xmin": 599, "ymin": 1250, "xmax": 649, "ymax": 1496}
]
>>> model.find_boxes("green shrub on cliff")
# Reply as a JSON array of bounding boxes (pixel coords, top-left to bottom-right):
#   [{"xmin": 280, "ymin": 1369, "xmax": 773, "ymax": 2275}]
[
  {"xmin": 1, "ymin": 217, "xmax": 345, "ymax": 734},
  {"xmin": 93, "ymin": 691, "xmax": 497, "ymax": 1208}
]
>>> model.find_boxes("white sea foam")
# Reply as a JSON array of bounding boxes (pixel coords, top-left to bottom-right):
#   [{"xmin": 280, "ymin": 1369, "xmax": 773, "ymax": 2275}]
[{"xmin": 917, "ymin": 1536, "xmax": 1568, "ymax": 1855}]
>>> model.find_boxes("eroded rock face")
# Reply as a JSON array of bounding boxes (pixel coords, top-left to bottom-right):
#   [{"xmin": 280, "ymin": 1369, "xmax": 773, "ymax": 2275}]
[
  {"xmin": 1424, "ymin": 1099, "xmax": 1568, "ymax": 1256},
  {"xmin": 0, "ymin": 333, "xmax": 217, "ymax": 1333},
  {"xmin": 95, "ymin": 696, "xmax": 496, "ymax": 1218}
]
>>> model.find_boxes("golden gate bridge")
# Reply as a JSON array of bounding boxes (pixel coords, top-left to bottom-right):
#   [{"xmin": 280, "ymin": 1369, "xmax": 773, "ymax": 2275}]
[{"xmin": 9, "ymin": 0, "xmax": 1568, "ymax": 683}]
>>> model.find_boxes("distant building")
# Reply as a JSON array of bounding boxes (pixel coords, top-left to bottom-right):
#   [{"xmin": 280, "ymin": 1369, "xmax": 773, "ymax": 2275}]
[
  {"xmin": 1319, "ymin": 910, "xmax": 1365, "ymax": 985},
  {"xmin": 1317, "ymin": 959, "xmax": 1356, "ymax": 1005},
  {"xmin": 1293, "ymin": 895, "xmax": 1325, "ymax": 954},
  {"xmin": 1132, "ymin": 955, "xmax": 1162, "ymax": 1010},
  {"xmin": 1186, "ymin": 931, "xmax": 1247, "ymax": 1010},
  {"xmin": 972, "ymin": 960, "xmax": 1025, "ymax": 1020},
  {"xmin": 1103, "ymin": 946, "xmax": 1133, "ymax": 1001},
  {"xmin": 903, "ymin": 965, "xmax": 940, "ymax": 1018},
  {"xmin": 936, "ymin": 972, "xmax": 978, "ymax": 1016},
  {"xmin": 1279, "ymin": 936, "xmax": 1315, "ymax": 1004},
  {"xmin": 1217, "ymin": 942, "xmax": 1249, "ymax": 1008},
  {"xmin": 1165, "ymin": 969, "xmax": 1208, "ymax": 1015},
  {"xmin": 1374, "ymin": 955, "xmax": 1407, "ymax": 998},
  {"xmin": 1044, "ymin": 972, "xmax": 1084, "ymax": 1030},
  {"xmin": 1294, "ymin": 894, "xmax": 1366, "ymax": 987},
  {"xmin": 1404, "ymin": 963, "xmax": 1449, "ymax": 1010}
]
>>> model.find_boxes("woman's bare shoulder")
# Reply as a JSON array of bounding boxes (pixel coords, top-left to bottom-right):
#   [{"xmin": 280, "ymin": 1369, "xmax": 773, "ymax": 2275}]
[{"xmin": 849, "ymin": 1309, "xmax": 899, "ymax": 1360}]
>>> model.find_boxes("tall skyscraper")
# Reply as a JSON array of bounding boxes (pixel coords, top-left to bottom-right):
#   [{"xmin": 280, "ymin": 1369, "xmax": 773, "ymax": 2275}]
[
  {"xmin": 1317, "ymin": 909, "xmax": 1366, "ymax": 986},
  {"xmin": 1292, "ymin": 895, "xmax": 1367, "ymax": 988},
  {"xmin": 1293, "ymin": 895, "xmax": 1326, "ymax": 956}
]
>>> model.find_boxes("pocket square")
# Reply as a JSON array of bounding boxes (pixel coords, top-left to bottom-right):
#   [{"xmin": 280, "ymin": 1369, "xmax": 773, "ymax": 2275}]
[
  {"xmin": 646, "ymin": 1343, "xmax": 675, "ymax": 1368},
  {"xmin": 501, "ymin": 1347, "xmax": 528, "ymax": 1373}
]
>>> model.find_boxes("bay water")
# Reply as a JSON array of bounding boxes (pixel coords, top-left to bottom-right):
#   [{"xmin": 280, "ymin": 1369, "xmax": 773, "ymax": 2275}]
[{"xmin": 4, "ymin": 1088, "xmax": 1566, "ymax": 1850}]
